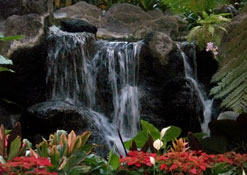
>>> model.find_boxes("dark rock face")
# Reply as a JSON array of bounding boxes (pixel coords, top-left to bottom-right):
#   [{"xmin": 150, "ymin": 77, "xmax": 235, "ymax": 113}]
[
  {"xmin": 208, "ymin": 113, "xmax": 247, "ymax": 153},
  {"xmin": 61, "ymin": 19, "xmax": 97, "ymax": 34},
  {"xmin": 0, "ymin": 14, "xmax": 45, "ymax": 58},
  {"xmin": 20, "ymin": 100, "xmax": 89, "ymax": 143},
  {"xmin": 161, "ymin": 77, "xmax": 203, "ymax": 134},
  {"xmin": 0, "ymin": 0, "xmax": 22, "ymax": 19},
  {"xmin": 0, "ymin": 41, "xmax": 47, "ymax": 109}
]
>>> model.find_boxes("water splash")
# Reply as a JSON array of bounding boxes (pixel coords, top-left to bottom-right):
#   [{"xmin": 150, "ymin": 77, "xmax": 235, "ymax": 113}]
[
  {"xmin": 46, "ymin": 26, "xmax": 143, "ymax": 154},
  {"xmin": 177, "ymin": 43, "xmax": 213, "ymax": 135}
]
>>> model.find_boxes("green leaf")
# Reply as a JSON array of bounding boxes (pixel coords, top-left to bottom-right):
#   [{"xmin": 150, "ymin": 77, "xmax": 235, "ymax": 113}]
[
  {"xmin": 141, "ymin": 120, "xmax": 160, "ymax": 140},
  {"xmin": 124, "ymin": 130, "xmax": 148, "ymax": 149},
  {"xmin": 208, "ymin": 26, "xmax": 215, "ymax": 35},
  {"xmin": 0, "ymin": 35, "xmax": 24, "ymax": 41},
  {"xmin": 163, "ymin": 126, "xmax": 181, "ymax": 142},
  {"xmin": 108, "ymin": 149, "xmax": 120, "ymax": 171},
  {"xmin": 0, "ymin": 67, "xmax": 14, "ymax": 72},
  {"xmin": 80, "ymin": 131, "xmax": 91, "ymax": 147},
  {"xmin": 8, "ymin": 136, "xmax": 21, "ymax": 161}
]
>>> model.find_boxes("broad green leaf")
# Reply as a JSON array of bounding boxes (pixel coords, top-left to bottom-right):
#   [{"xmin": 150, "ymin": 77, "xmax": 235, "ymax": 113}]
[
  {"xmin": 141, "ymin": 120, "xmax": 160, "ymax": 140},
  {"xmin": 108, "ymin": 149, "xmax": 120, "ymax": 170},
  {"xmin": 8, "ymin": 136, "xmax": 21, "ymax": 160},
  {"xmin": 124, "ymin": 130, "xmax": 148, "ymax": 149},
  {"xmin": 163, "ymin": 126, "xmax": 181, "ymax": 142}
]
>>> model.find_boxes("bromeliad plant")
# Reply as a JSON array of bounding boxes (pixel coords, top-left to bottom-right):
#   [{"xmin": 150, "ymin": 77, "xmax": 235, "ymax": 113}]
[
  {"xmin": 29, "ymin": 130, "xmax": 94, "ymax": 174},
  {"xmin": 0, "ymin": 123, "xmax": 31, "ymax": 161}
]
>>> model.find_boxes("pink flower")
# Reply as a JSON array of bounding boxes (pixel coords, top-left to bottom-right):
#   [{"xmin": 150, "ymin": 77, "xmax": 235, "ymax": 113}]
[
  {"xmin": 206, "ymin": 42, "xmax": 218, "ymax": 57},
  {"xmin": 206, "ymin": 42, "xmax": 214, "ymax": 51}
]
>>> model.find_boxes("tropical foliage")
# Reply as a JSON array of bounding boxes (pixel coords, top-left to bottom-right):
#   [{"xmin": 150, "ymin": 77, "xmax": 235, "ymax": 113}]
[
  {"xmin": 187, "ymin": 11, "xmax": 231, "ymax": 49},
  {"xmin": 0, "ymin": 34, "xmax": 23, "ymax": 72},
  {"xmin": 210, "ymin": 18, "xmax": 247, "ymax": 112}
]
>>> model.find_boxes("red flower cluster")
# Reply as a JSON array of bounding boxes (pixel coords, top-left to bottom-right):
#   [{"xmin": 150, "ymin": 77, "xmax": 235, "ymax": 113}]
[
  {"xmin": 0, "ymin": 156, "xmax": 58, "ymax": 175},
  {"xmin": 120, "ymin": 151, "xmax": 247, "ymax": 175},
  {"xmin": 120, "ymin": 151, "xmax": 156, "ymax": 167}
]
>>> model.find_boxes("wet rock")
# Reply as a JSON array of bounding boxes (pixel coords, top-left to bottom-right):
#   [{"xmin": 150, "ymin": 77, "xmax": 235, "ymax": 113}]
[
  {"xmin": 20, "ymin": 100, "xmax": 91, "ymax": 143},
  {"xmin": 0, "ymin": 14, "xmax": 45, "ymax": 58},
  {"xmin": 161, "ymin": 77, "xmax": 203, "ymax": 135},
  {"xmin": 215, "ymin": 4, "xmax": 238, "ymax": 17},
  {"xmin": 144, "ymin": 32, "xmax": 174, "ymax": 66},
  {"xmin": 103, "ymin": 3, "xmax": 152, "ymax": 35},
  {"xmin": 0, "ymin": 0, "xmax": 22, "ymax": 19},
  {"xmin": 60, "ymin": 18, "xmax": 97, "ymax": 34},
  {"xmin": 21, "ymin": 0, "xmax": 51, "ymax": 15},
  {"xmin": 217, "ymin": 111, "xmax": 239, "ymax": 120},
  {"xmin": 208, "ymin": 113, "xmax": 247, "ymax": 153},
  {"xmin": 53, "ymin": 1, "xmax": 103, "ymax": 27}
]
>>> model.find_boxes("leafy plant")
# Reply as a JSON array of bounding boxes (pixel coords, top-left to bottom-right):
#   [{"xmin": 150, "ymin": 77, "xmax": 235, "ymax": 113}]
[
  {"xmin": 161, "ymin": 0, "xmax": 228, "ymax": 16},
  {"xmin": 30, "ymin": 130, "xmax": 94, "ymax": 174},
  {"xmin": 0, "ymin": 34, "xmax": 24, "ymax": 72},
  {"xmin": 124, "ymin": 120, "xmax": 181, "ymax": 153},
  {"xmin": 187, "ymin": 11, "xmax": 231, "ymax": 49},
  {"xmin": 210, "ymin": 18, "xmax": 247, "ymax": 112},
  {"xmin": 0, "ymin": 123, "xmax": 31, "ymax": 161}
]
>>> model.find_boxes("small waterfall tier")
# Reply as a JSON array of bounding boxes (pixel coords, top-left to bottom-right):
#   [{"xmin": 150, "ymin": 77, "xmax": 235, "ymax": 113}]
[
  {"xmin": 177, "ymin": 43, "xmax": 213, "ymax": 135},
  {"xmin": 46, "ymin": 26, "xmax": 143, "ymax": 153}
]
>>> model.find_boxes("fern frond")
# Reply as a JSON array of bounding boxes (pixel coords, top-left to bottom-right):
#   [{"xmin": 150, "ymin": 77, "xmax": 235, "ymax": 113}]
[{"xmin": 210, "ymin": 16, "xmax": 247, "ymax": 112}]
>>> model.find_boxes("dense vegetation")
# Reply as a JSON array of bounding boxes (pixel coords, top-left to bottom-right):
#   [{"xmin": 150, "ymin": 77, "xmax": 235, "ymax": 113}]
[{"xmin": 1, "ymin": 0, "xmax": 247, "ymax": 174}]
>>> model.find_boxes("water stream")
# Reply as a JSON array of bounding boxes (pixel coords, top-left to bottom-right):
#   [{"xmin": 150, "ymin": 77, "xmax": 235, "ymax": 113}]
[
  {"xmin": 46, "ymin": 26, "xmax": 143, "ymax": 154},
  {"xmin": 177, "ymin": 43, "xmax": 213, "ymax": 135}
]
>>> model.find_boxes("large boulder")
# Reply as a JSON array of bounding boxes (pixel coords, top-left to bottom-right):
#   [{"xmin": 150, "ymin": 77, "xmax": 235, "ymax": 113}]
[
  {"xmin": 0, "ymin": 0, "xmax": 50, "ymax": 19},
  {"xmin": 144, "ymin": 32, "xmax": 174, "ymax": 66},
  {"xmin": 53, "ymin": 2, "xmax": 182, "ymax": 40},
  {"xmin": 0, "ymin": 0, "xmax": 22, "ymax": 19},
  {"xmin": 0, "ymin": 13, "xmax": 45, "ymax": 58},
  {"xmin": 53, "ymin": 1, "xmax": 103, "ymax": 27},
  {"xmin": 0, "ymin": 14, "xmax": 47, "ymax": 109},
  {"xmin": 60, "ymin": 18, "xmax": 97, "ymax": 34}
]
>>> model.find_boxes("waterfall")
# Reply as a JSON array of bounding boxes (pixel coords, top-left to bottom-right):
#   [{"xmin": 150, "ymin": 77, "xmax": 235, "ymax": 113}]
[
  {"xmin": 46, "ymin": 26, "xmax": 143, "ymax": 154},
  {"xmin": 177, "ymin": 43, "xmax": 213, "ymax": 135}
]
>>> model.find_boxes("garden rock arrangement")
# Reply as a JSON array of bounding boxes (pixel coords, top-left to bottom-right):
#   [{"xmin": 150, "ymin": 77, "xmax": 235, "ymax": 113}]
[{"xmin": 0, "ymin": 0, "xmax": 244, "ymax": 149}]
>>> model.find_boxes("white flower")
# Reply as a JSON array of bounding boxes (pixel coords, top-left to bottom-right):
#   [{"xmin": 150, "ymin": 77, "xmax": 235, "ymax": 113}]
[
  {"xmin": 243, "ymin": 169, "xmax": 246, "ymax": 175},
  {"xmin": 153, "ymin": 139, "xmax": 163, "ymax": 151},
  {"xmin": 150, "ymin": 157, "xmax": 155, "ymax": 165},
  {"xmin": 160, "ymin": 126, "xmax": 171, "ymax": 138}
]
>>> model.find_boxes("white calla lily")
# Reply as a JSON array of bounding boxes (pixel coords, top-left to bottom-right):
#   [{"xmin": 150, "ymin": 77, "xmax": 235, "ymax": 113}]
[
  {"xmin": 150, "ymin": 157, "xmax": 155, "ymax": 165},
  {"xmin": 153, "ymin": 139, "xmax": 163, "ymax": 151},
  {"xmin": 160, "ymin": 126, "xmax": 171, "ymax": 138},
  {"xmin": 243, "ymin": 169, "xmax": 246, "ymax": 175}
]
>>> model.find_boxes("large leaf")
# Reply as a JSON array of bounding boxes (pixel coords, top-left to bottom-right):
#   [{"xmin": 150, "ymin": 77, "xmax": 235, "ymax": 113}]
[
  {"xmin": 141, "ymin": 120, "xmax": 160, "ymax": 140},
  {"xmin": 108, "ymin": 149, "xmax": 120, "ymax": 170},
  {"xmin": 210, "ymin": 21, "xmax": 247, "ymax": 112},
  {"xmin": 8, "ymin": 136, "xmax": 21, "ymax": 160},
  {"xmin": 163, "ymin": 126, "xmax": 181, "ymax": 142},
  {"xmin": 124, "ymin": 130, "xmax": 148, "ymax": 149}
]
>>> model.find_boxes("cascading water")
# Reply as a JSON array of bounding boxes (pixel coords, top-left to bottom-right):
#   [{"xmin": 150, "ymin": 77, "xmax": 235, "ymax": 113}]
[
  {"xmin": 177, "ymin": 43, "xmax": 213, "ymax": 135},
  {"xmin": 46, "ymin": 26, "xmax": 142, "ymax": 154}
]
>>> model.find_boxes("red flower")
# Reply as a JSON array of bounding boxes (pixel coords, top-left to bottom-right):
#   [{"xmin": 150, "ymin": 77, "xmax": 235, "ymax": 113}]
[
  {"xmin": 189, "ymin": 168, "xmax": 197, "ymax": 174},
  {"xmin": 160, "ymin": 164, "xmax": 167, "ymax": 171}
]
